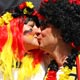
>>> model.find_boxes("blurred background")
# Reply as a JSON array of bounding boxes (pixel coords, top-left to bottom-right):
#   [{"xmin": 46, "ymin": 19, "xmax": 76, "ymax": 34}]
[{"xmin": 0, "ymin": 0, "xmax": 41, "ymax": 15}]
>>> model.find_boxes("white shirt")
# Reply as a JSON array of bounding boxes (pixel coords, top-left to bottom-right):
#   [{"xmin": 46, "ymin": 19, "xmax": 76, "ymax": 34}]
[{"xmin": 26, "ymin": 62, "xmax": 46, "ymax": 80}]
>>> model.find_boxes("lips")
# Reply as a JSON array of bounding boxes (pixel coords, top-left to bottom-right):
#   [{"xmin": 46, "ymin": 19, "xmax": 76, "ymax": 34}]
[{"xmin": 37, "ymin": 36, "xmax": 42, "ymax": 46}]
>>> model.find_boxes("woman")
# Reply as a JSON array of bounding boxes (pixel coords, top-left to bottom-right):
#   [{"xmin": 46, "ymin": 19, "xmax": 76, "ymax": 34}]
[
  {"xmin": 23, "ymin": 16, "xmax": 40, "ymax": 52},
  {"xmin": 20, "ymin": 15, "xmax": 46, "ymax": 80},
  {"xmin": 38, "ymin": 0, "xmax": 80, "ymax": 80},
  {"xmin": 0, "ymin": 1, "xmax": 48, "ymax": 80}
]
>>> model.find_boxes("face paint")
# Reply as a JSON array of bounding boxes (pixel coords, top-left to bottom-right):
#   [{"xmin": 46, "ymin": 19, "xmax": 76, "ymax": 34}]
[
  {"xmin": 23, "ymin": 29, "xmax": 32, "ymax": 35},
  {"xmin": 23, "ymin": 29, "xmax": 35, "ymax": 40}
]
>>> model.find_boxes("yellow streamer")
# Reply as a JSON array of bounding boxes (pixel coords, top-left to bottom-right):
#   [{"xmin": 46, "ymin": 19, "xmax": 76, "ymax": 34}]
[
  {"xmin": 0, "ymin": 23, "xmax": 16, "ymax": 80},
  {"xmin": 18, "ymin": 54, "xmax": 41, "ymax": 80}
]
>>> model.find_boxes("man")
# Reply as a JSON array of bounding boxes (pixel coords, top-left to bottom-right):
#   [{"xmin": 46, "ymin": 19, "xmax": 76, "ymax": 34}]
[{"xmin": 38, "ymin": 0, "xmax": 80, "ymax": 80}]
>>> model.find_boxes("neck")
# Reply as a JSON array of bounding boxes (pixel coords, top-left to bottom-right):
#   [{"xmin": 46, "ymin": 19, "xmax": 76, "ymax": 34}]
[{"xmin": 51, "ymin": 42, "xmax": 72, "ymax": 67}]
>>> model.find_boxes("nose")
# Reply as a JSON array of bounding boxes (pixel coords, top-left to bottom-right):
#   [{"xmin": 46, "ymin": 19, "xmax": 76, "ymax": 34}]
[
  {"xmin": 33, "ymin": 26, "xmax": 41, "ymax": 36},
  {"xmin": 36, "ymin": 28, "xmax": 41, "ymax": 36}
]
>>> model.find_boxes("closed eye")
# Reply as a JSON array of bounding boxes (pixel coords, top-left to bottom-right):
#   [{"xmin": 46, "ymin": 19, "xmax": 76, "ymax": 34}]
[{"xmin": 23, "ymin": 29, "xmax": 32, "ymax": 35}]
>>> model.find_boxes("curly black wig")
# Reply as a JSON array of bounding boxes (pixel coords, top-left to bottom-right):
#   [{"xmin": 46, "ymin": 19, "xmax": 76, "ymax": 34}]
[{"xmin": 39, "ymin": 0, "xmax": 80, "ymax": 48}]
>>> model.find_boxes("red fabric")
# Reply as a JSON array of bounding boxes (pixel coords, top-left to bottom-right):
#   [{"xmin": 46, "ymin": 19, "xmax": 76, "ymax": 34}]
[
  {"xmin": 11, "ymin": 17, "xmax": 25, "ymax": 60},
  {"xmin": 76, "ymin": 55, "xmax": 80, "ymax": 80},
  {"xmin": 0, "ymin": 25, "xmax": 8, "ymax": 51},
  {"xmin": 69, "ymin": 0, "xmax": 80, "ymax": 5},
  {"xmin": 44, "ymin": 0, "xmax": 48, "ymax": 3},
  {"xmin": 69, "ymin": 42, "xmax": 80, "ymax": 50},
  {"xmin": 32, "ymin": 10, "xmax": 45, "ymax": 21},
  {"xmin": 19, "ymin": 2, "xmax": 26, "ymax": 10},
  {"xmin": 31, "ymin": 49, "xmax": 43, "ymax": 67},
  {"xmin": 46, "ymin": 70, "xmax": 56, "ymax": 80}
]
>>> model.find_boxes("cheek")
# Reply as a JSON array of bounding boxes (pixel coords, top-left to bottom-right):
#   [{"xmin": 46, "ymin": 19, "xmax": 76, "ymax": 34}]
[
  {"xmin": 23, "ymin": 35, "xmax": 39, "ymax": 46},
  {"xmin": 23, "ymin": 35, "xmax": 34, "ymax": 44},
  {"xmin": 40, "ymin": 33, "xmax": 58, "ymax": 47},
  {"xmin": 23, "ymin": 36, "xmax": 39, "ymax": 52},
  {"xmin": 41, "ymin": 28, "xmax": 52, "ymax": 37}
]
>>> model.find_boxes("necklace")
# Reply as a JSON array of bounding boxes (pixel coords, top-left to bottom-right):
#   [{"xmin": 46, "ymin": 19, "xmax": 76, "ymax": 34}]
[{"xmin": 44, "ymin": 49, "xmax": 79, "ymax": 80}]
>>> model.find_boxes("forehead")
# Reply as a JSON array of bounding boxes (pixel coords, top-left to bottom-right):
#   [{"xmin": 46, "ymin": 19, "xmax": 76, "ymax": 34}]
[
  {"xmin": 40, "ymin": 23, "xmax": 60, "ymax": 33},
  {"xmin": 40, "ymin": 22, "xmax": 53, "ymax": 30},
  {"xmin": 27, "ymin": 21, "xmax": 35, "ymax": 24}
]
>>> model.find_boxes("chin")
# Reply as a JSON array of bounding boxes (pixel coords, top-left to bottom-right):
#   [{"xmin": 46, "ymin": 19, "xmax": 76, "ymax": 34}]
[
  {"xmin": 39, "ymin": 43, "xmax": 45, "ymax": 47},
  {"xmin": 39, "ymin": 44, "xmax": 44, "ymax": 50},
  {"xmin": 32, "ymin": 39, "xmax": 39, "ymax": 46},
  {"xmin": 25, "ymin": 45, "xmax": 39, "ymax": 52}
]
